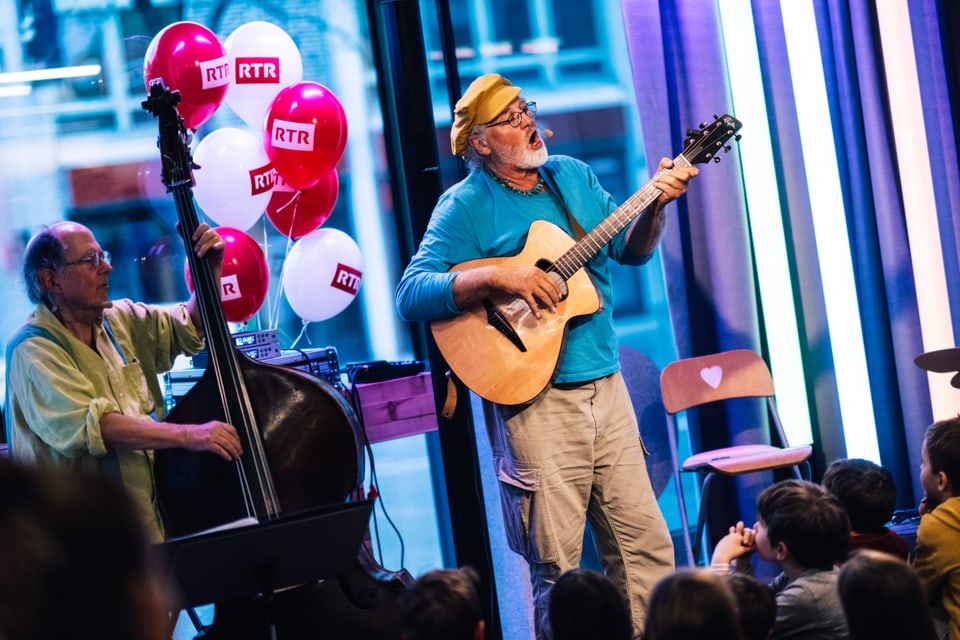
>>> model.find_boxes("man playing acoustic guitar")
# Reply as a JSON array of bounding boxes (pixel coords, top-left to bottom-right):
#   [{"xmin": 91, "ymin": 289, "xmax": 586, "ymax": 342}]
[{"xmin": 396, "ymin": 73, "xmax": 698, "ymax": 639}]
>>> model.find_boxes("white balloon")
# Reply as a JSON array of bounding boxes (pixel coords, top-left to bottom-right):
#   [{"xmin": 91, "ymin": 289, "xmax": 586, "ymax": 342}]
[
  {"xmin": 192, "ymin": 127, "xmax": 273, "ymax": 230},
  {"xmin": 224, "ymin": 21, "xmax": 304, "ymax": 129},
  {"xmin": 282, "ymin": 228, "xmax": 364, "ymax": 322}
]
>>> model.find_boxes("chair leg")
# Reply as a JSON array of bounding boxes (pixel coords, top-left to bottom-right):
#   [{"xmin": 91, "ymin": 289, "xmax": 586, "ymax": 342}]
[
  {"xmin": 692, "ymin": 471, "xmax": 717, "ymax": 565},
  {"xmin": 674, "ymin": 469, "xmax": 695, "ymax": 567}
]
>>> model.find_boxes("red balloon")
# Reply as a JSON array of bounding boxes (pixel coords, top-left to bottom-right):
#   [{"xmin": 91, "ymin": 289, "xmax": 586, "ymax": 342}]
[
  {"xmin": 263, "ymin": 82, "xmax": 347, "ymax": 190},
  {"xmin": 144, "ymin": 21, "xmax": 230, "ymax": 130},
  {"xmin": 184, "ymin": 227, "xmax": 269, "ymax": 323},
  {"xmin": 266, "ymin": 170, "xmax": 339, "ymax": 239}
]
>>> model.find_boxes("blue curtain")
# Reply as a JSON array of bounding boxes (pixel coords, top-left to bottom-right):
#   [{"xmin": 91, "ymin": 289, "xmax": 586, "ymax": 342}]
[{"xmin": 620, "ymin": 0, "xmax": 960, "ymax": 527}]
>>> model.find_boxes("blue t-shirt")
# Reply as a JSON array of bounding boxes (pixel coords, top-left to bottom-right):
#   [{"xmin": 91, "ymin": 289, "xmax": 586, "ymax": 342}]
[{"xmin": 396, "ymin": 155, "xmax": 652, "ymax": 385}]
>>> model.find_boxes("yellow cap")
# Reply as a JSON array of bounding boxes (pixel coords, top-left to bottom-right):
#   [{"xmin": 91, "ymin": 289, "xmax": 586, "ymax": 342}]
[{"xmin": 450, "ymin": 73, "xmax": 522, "ymax": 156}]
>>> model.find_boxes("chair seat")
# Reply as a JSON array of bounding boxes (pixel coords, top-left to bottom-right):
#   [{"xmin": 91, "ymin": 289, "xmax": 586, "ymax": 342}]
[{"xmin": 682, "ymin": 444, "xmax": 812, "ymax": 475}]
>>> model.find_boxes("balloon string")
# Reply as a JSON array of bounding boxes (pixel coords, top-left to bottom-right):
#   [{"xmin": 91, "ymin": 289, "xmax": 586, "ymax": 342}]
[
  {"xmin": 275, "ymin": 189, "xmax": 299, "ymax": 213},
  {"xmin": 270, "ymin": 237, "xmax": 291, "ymax": 331},
  {"xmin": 257, "ymin": 218, "xmax": 270, "ymax": 330},
  {"xmin": 270, "ymin": 201, "xmax": 299, "ymax": 331},
  {"xmin": 289, "ymin": 318, "xmax": 311, "ymax": 350}
]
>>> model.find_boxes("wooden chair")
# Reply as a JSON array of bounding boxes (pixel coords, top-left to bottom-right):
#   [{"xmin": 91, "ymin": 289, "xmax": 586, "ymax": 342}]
[{"xmin": 659, "ymin": 349, "xmax": 812, "ymax": 564}]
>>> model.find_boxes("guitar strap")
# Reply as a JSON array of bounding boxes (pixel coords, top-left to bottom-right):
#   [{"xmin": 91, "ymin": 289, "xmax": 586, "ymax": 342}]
[{"xmin": 541, "ymin": 167, "xmax": 586, "ymax": 240}]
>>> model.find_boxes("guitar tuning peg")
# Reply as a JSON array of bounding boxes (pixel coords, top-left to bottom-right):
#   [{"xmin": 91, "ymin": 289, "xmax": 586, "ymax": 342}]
[
  {"xmin": 713, "ymin": 157, "xmax": 722, "ymax": 163},
  {"xmin": 686, "ymin": 128, "xmax": 700, "ymax": 138},
  {"xmin": 735, "ymin": 134, "xmax": 742, "ymax": 141},
  {"xmin": 699, "ymin": 121, "xmax": 708, "ymax": 129},
  {"xmin": 724, "ymin": 145, "xmax": 731, "ymax": 152}
]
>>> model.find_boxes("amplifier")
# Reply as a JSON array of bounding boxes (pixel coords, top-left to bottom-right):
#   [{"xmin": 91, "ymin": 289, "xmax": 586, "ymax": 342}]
[
  {"xmin": 165, "ymin": 345, "xmax": 342, "ymax": 404},
  {"xmin": 264, "ymin": 347, "xmax": 342, "ymax": 387},
  {"xmin": 190, "ymin": 330, "xmax": 282, "ymax": 368}
]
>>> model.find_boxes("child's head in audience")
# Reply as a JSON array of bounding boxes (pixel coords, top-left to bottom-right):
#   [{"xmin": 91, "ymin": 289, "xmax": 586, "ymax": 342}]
[
  {"xmin": 642, "ymin": 569, "xmax": 744, "ymax": 640},
  {"xmin": 756, "ymin": 479, "xmax": 849, "ymax": 571},
  {"xmin": 398, "ymin": 566, "xmax": 484, "ymax": 640},
  {"xmin": 822, "ymin": 457, "xmax": 910, "ymax": 561},
  {"xmin": 548, "ymin": 568, "xmax": 632, "ymax": 640},
  {"xmin": 921, "ymin": 416, "xmax": 960, "ymax": 512},
  {"xmin": 822, "ymin": 458, "xmax": 897, "ymax": 534},
  {"xmin": 839, "ymin": 549, "xmax": 938, "ymax": 640},
  {"xmin": 725, "ymin": 573, "xmax": 775, "ymax": 640}
]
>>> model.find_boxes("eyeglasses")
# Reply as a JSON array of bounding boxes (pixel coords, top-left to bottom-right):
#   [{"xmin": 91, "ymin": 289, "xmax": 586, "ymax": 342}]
[
  {"xmin": 485, "ymin": 102, "xmax": 537, "ymax": 128},
  {"xmin": 62, "ymin": 250, "xmax": 111, "ymax": 269}
]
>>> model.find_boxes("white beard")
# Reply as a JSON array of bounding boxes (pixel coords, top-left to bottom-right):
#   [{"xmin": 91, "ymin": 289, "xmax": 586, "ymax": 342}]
[{"xmin": 492, "ymin": 137, "xmax": 549, "ymax": 169}]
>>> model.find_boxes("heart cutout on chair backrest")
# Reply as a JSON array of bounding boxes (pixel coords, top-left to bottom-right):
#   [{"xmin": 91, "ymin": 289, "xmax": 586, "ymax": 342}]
[{"xmin": 700, "ymin": 366, "xmax": 723, "ymax": 389}]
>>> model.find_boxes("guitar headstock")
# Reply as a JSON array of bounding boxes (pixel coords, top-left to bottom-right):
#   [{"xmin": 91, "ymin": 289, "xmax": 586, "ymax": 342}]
[
  {"xmin": 141, "ymin": 79, "xmax": 196, "ymax": 191},
  {"xmin": 681, "ymin": 114, "xmax": 742, "ymax": 165}
]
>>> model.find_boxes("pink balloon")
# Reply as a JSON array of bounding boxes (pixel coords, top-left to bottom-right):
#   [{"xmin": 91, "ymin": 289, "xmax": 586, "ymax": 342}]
[
  {"xmin": 144, "ymin": 21, "xmax": 230, "ymax": 130},
  {"xmin": 263, "ymin": 82, "xmax": 347, "ymax": 190},
  {"xmin": 266, "ymin": 170, "xmax": 339, "ymax": 239},
  {"xmin": 185, "ymin": 227, "xmax": 269, "ymax": 323}
]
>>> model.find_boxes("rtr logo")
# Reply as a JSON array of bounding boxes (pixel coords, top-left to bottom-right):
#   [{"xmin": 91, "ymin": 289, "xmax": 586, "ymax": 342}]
[
  {"xmin": 271, "ymin": 119, "xmax": 315, "ymax": 151},
  {"xmin": 199, "ymin": 56, "xmax": 231, "ymax": 89},
  {"xmin": 235, "ymin": 57, "xmax": 280, "ymax": 84},
  {"xmin": 249, "ymin": 164, "xmax": 276, "ymax": 196},
  {"xmin": 221, "ymin": 273, "xmax": 242, "ymax": 301},
  {"xmin": 331, "ymin": 263, "xmax": 362, "ymax": 295}
]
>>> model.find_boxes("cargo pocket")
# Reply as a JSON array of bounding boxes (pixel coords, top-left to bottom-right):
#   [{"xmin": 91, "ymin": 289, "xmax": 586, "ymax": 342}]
[{"xmin": 496, "ymin": 457, "xmax": 545, "ymax": 561}]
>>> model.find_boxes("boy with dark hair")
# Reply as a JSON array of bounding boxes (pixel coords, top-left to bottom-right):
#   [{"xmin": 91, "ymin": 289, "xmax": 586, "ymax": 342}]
[
  {"xmin": 397, "ymin": 567, "xmax": 484, "ymax": 640},
  {"xmin": 549, "ymin": 569, "xmax": 633, "ymax": 640},
  {"xmin": 914, "ymin": 416, "xmax": 960, "ymax": 640},
  {"xmin": 822, "ymin": 457, "xmax": 910, "ymax": 561},
  {"xmin": 711, "ymin": 479, "xmax": 850, "ymax": 640}
]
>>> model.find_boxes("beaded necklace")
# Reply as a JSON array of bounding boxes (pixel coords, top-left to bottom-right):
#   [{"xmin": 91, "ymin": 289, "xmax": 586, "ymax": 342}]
[{"xmin": 484, "ymin": 165, "xmax": 547, "ymax": 197}]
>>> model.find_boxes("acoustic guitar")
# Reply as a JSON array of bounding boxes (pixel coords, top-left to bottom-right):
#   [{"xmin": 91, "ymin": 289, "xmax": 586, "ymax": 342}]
[{"xmin": 431, "ymin": 114, "xmax": 742, "ymax": 405}]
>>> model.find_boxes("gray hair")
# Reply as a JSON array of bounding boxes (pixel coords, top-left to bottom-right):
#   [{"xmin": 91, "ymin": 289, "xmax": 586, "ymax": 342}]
[
  {"xmin": 22, "ymin": 228, "xmax": 66, "ymax": 306},
  {"xmin": 462, "ymin": 125, "xmax": 488, "ymax": 172}
]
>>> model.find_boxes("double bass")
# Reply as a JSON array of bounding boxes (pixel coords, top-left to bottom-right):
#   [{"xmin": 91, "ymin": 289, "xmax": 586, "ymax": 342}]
[{"xmin": 142, "ymin": 80, "xmax": 411, "ymax": 639}]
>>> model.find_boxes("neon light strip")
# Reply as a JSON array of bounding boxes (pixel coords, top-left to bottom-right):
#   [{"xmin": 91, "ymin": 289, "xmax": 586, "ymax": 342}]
[
  {"xmin": 0, "ymin": 65, "xmax": 101, "ymax": 85},
  {"xmin": 779, "ymin": 1, "xmax": 879, "ymax": 460},
  {"xmin": 875, "ymin": 2, "xmax": 960, "ymax": 419},
  {"xmin": 717, "ymin": 0, "xmax": 812, "ymax": 446},
  {"xmin": 0, "ymin": 85, "xmax": 30, "ymax": 98}
]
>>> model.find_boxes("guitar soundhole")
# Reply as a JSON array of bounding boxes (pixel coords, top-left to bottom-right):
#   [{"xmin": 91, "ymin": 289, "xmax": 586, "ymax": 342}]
[{"xmin": 535, "ymin": 259, "xmax": 568, "ymax": 301}]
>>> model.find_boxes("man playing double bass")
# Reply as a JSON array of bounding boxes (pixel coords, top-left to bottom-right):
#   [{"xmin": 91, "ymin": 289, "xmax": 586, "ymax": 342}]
[{"xmin": 4, "ymin": 220, "xmax": 242, "ymax": 542}]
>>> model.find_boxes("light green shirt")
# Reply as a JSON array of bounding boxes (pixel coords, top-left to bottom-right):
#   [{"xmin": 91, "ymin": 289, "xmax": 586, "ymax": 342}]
[{"xmin": 4, "ymin": 299, "xmax": 204, "ymax": 541}]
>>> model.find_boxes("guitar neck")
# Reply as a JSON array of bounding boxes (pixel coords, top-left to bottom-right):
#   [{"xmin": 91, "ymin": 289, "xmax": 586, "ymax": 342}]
[{"xmin": 549, "ymin": 154, "xmax": 692, "ymax": 280}]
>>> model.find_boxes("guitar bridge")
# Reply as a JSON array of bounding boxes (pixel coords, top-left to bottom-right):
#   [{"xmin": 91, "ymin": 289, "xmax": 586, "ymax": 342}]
[{"xmin": 482, "ymin": 299, "xmax": 527, "ymax": 353}]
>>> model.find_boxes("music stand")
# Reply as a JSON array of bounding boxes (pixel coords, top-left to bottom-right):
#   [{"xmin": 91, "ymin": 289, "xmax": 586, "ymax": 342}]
[{"xmin": 157, "ymin": 499, "xmax": 374, "ymax": 608}]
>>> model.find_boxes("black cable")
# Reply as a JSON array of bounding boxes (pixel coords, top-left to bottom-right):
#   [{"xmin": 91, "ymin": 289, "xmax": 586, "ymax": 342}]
[{"xmin": 346, "ymin": 366, "xmax": 406, "ymax": 570}]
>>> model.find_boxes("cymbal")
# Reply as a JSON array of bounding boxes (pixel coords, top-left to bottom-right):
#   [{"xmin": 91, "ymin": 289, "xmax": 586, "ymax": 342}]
[{"xmin": 915, "ymin": 348, "xmax": 960, "ymax": 388}]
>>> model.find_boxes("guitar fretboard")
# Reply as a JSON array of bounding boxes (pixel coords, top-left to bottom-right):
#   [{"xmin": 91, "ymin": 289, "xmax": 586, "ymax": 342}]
[{"xmin": 549, "ymin": 154, "xmax": 693, "ymax": 281}]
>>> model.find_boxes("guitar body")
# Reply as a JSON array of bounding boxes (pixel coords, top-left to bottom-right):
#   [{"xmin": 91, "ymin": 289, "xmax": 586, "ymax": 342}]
[{"xmin": 431, "ymin": 219, "xmax": 601, "ymax": 405}]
